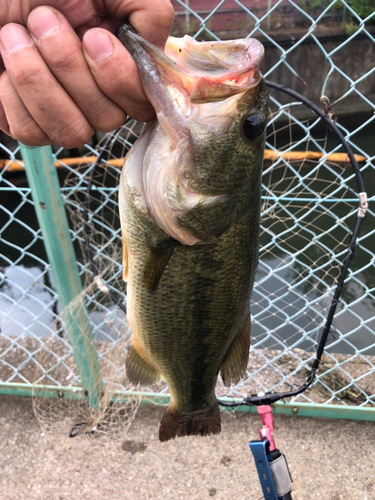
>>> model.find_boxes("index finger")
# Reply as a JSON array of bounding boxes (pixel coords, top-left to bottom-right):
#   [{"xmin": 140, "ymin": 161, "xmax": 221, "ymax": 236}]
[{"xmin": 103, "ymin": 0, "xmax": 175, "ymax": 49}]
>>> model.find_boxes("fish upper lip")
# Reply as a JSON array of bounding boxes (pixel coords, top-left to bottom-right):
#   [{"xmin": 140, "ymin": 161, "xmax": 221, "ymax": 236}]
[
  {"xmin": 116, "ymin": 24, "xmax": 264, "ymax": 104},
  {"xmin": 116, "ymin": 23, "xmax": 264, "ymax": 76}
]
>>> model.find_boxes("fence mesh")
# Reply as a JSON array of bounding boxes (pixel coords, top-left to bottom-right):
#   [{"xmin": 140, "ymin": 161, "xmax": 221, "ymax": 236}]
[{"xmin": 1, "ymin": 0, "xmax": 374, "ymax": 413}]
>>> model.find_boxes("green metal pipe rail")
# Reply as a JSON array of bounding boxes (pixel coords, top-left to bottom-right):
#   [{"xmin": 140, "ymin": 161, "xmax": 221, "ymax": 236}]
[
  {"xmin": 1, "ymin": 382, "xmax": 374, "ymax": 421},
  {"xmin": 17, "ymin": 145, "xmax": 103, "ymax": 408}
]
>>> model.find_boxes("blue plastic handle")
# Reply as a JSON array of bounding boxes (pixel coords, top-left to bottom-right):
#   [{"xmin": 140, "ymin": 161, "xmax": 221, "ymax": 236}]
[{"xmin": 249, "ymin": 440, "xmax": 279, "ymax": 500}]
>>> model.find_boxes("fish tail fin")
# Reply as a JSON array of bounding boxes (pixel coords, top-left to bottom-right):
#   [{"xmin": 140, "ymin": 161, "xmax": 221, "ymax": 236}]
[{"xmin": 159, "ymin": 401, "xmax": 221, "ymax": 442}]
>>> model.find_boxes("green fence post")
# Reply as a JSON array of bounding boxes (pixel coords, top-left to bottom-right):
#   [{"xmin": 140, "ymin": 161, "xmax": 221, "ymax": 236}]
[{"xmin": 19, "ymin": 144, "xmax": 103, "ymax": 407}]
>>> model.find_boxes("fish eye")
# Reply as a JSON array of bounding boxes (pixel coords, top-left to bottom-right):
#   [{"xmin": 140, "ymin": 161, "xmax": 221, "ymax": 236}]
[{"xmin": 242, "ymin": 114, "xmax": 265, "ymax": 140}]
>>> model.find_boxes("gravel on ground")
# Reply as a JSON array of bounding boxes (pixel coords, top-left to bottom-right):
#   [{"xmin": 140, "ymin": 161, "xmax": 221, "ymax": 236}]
[{"xmin": 0, "ymin": 395, "xmax": 374, "ymax": 500}]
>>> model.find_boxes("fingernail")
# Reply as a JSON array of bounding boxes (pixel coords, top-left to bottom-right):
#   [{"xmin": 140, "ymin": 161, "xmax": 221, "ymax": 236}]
[
  {"xmin": 0, "ymin": 24, "xmax": 33, "ymax": 55},
  {"xmin": 28, "ymin": 7, "xmax": 61, "ymax": 41},
  {"xmin": 83, "ymin": 29, "xmax": 114, "ymax": 62}
]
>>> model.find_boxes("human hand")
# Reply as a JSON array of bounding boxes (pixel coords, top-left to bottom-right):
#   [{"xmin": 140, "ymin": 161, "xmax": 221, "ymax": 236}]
[{"xmin": 0, "ymin": 0, "xmax": 174, "ymax": 148}]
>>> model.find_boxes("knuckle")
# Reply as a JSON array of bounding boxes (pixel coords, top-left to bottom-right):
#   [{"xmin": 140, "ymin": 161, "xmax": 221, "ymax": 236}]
[
  {"xmin": 97, "ymin": 115, "xmax": 126, "ymax": 132},
  {"xmin": 11, "ymin": 62, "xmax": 44, "ymax": 90},
  {"xmin": 98, "ymin": 78, "xmax": 120, "ymax": 97},
  {"xmin": 130, "ymin": 105, "xmax": 155, "ymax": 123},
  {"xmin": 89, "ymin": 106, "xmax": 126, "ymax": 132},
  {"xmin": 0, "ymin": 70, "xmax": 8, "ymax": 89},
  {"xmin": 44, "ymin": 46, "xmax": 82, "ymax": 75},
  {"xmin": 10, "ymin": 123, "xmax": 47, "ymax": 146},
  {"xmin": 0, "ymin": 118, "xmax": 10, "ymax": 136},
  {"xmin": 160, "ymin": 2, "xmax": 176, "ymax": 27},
  {"xmin": 0, "ymin": 75, "xmax": 10, "ymax": 102},
  {"xmin": 56, "ymin": 122, "xmax": 94, "ymax": 149}
]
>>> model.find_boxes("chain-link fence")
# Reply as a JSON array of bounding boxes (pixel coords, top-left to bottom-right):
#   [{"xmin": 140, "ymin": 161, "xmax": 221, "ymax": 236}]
[
  {"xmin": 172, "ymin": 0, "xmax": 374, "ymax": 39},
  {"xmin": 1, "ymin": 1, "xmax": 374, "ymax": 419}
]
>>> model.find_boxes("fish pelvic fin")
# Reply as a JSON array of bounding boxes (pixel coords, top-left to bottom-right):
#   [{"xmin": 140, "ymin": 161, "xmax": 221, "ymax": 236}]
[
  {"xmin": 220, "ymin": 314, "xmax": 251, "ymax": 387},
  {"xmin": 126, "ymin": 339, "xmax": 162, "ymax": 386},
  {"xmin": 159, "ymin": 401, "xmax": 221, "ymax": 442}
]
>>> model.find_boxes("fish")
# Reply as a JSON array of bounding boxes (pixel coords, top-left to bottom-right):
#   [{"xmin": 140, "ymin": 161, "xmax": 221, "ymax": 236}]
[{"xmin": 116, "ymin": 24, "xmax": 268, "ymax": 442}]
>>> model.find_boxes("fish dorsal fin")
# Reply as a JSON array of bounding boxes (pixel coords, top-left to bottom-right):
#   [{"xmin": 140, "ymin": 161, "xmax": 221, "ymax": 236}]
[{"xmin": 142, "ymin": 240, "xmax": 177, "ymax": 293}]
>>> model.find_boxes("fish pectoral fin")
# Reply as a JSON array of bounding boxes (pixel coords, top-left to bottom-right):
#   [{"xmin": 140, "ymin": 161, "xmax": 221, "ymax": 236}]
[
  {"xmin": 122, "ymin": 233, "xmax": 129, "ymax": 281},
  {"xmin": 220, "ymin": 314, "xmax": 251, "ymax": 387},
  {"xmin": 174, "ymin": 195, "xmax": 237, "ymax": 243},
  {"xmin": 173, "ymin": 212, "xmax": 217, "ymax": 243},
  {"xmin": 126, "ymin": 341, "xmax": 162, "ymax": 386},
  {"xmin": 142, "ymin": 240, "xmax": 176, "ymax": 293}
]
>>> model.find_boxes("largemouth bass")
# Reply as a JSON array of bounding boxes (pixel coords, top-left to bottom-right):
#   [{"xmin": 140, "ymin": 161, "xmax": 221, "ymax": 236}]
[{"xmin": 117, "ymin": 25, "xmax": 268, "ymax": 442}]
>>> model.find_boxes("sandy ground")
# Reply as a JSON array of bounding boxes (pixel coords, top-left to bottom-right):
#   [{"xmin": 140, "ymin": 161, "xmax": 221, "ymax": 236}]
[{"xmin": 0, "ymin": 395, "xmax": 374, "ymax": 500}]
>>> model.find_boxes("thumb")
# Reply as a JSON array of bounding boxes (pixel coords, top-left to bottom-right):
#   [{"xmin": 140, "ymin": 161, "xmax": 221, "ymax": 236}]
[
  {"xmin": 103, "ymin": 0, "xmax": 175, "ymax": 50},
  {"xmin": 83, "ymin": 28, "xmax": 155, "ymax": 122}
]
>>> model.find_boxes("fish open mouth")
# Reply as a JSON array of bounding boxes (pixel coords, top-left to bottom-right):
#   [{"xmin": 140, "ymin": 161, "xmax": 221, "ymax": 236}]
[
  {"xmin": 116, "ymin": 24, "xmax": 264, "ymax": 123},
  {"xmin": 163, "ymin": 34, "xmax": 264, "ymax": 103}
]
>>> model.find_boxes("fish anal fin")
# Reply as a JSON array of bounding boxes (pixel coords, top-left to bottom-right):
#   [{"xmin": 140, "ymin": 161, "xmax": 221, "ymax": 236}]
[
  {"xmin": 142, "ymin": 241, "xmax": 176, "ymax": 293},
  {"xmin": 220, "ymin": 315, "xmax": 251, "ymax": 387},
  {"xmin": 126, "ymin": 338, "xmax": 162, "ymax": 386},
  {"xmin": 159, "ymin": 401, "xmax": 221, "ymax": 442},
  {"xmin": 122, "ymin": 233, "xmax": 129, "ymax": 281}
]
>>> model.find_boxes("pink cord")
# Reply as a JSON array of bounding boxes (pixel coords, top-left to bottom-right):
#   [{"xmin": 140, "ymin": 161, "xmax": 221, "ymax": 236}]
[{"xmin": 257, "ymin": 405, "xmax": 276, "ymax": 451}]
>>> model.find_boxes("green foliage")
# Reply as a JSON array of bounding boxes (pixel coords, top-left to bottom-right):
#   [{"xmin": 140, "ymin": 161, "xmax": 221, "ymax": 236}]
[
  {"xmin": 347, "ymin": 0, "xmax": 375, "ymax": 22},
  {"xmin": 298, "ymin": 0, "xmax": 331, "ymax": 9},
  {"xmin": 344, "ymin": 20, "xmax": 359, "ymax": 35}
]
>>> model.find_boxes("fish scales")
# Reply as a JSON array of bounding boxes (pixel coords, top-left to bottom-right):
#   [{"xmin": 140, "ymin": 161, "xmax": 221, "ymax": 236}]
[{"xmin": 117, "ymin": 24, "xmax": 268, "ymax": 441}]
